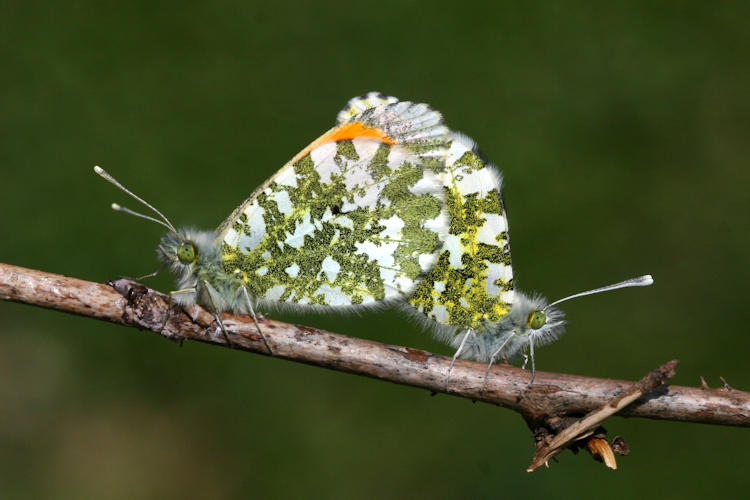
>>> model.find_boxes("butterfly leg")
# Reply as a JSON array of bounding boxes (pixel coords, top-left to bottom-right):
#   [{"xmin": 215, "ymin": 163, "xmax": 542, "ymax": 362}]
[
  {"xmin": 481, "ymin": 333, "xmax": 516, "ymax": 393},
  {"xmin": 445, "ymin": 328, "xmax": 474, "ymax": 391},
  {"xmin": 241, "ymin": 286, "xmax": 273, "ymax": 355},
  {"xmin": 159, "ymin": 292, "xmax": 174, "ymax": 333},
  {"xmin": 134, "ymin": 262, "xmax": 167, "ymax": 281},
  {"xmin": 528, "ymin": 336, "xmax": 537, "ymax": 385},
  {"xmin": 202, "ymin": 281, "xmax": 233, "ymax": 347}
]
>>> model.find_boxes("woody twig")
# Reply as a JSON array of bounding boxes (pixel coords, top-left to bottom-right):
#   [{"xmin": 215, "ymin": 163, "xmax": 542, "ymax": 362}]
[
  {"xmin": 2, "ymin": 262, "xmax": 749, "ymax": 469},
  {"xmin": 526, "ymin": 360, "xmax": 678, "ymax": 471}
]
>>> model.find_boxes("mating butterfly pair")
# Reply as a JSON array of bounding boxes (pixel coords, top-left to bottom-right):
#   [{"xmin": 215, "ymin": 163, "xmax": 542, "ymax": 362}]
[{"xmin": 97, "ymin": 92, "xmax": 652, "ymax": 382}]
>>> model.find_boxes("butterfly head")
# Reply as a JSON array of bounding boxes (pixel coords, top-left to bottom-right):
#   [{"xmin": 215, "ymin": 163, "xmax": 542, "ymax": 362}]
[
  {"xmin": 157, "ymin": 228, "xmax": 220, "ymax": 284},
  {"xmin": 522, "ymin": 298, "xmax": 567, "ymax": 349},
  {"xmin": 488, "ymin": 291, "xmax": 567, "ymax": 361},
  {"xmin": 94, "ymin": 166, "xmax": 224, "ymax": 294}
]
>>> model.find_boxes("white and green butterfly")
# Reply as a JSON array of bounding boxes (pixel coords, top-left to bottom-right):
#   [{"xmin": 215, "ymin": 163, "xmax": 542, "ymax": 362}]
[
  {"xmin": 96, "ymin": 95, "xmax": 452, "ymax": 351},
  {"xmin": 404, "ymin": 133, "xmax": 653, "ymax": 382},
  {"xmin": 338, "ymin": 94, "xmax": 653, "ymax": 383}
]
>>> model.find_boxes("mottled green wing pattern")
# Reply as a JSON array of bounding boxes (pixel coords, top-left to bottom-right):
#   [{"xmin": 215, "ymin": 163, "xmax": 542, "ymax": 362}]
[
  {"xmin": 217, "ymin": 101, "xmax": 451, "ymax": 307},
  {"xmin": 407, "ymin": 132, "xmax": 515, "ymax": 333}
]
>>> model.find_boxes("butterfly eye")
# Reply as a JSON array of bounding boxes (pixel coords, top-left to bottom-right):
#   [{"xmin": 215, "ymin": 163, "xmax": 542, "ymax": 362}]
[
  {"xmin": 527, "ymin": 310, "xmax": 547, "ymax": 330},
  {"xmin": 177, "ymin": 242, "xmax": 197, "ymax": 264}
]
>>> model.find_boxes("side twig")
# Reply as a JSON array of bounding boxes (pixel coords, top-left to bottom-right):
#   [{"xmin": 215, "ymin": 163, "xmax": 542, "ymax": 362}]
[
  {"xmin": 527, "ymin": 360, "xmax": 679, "ymax": 471},
  {"xmin": 2, "ymin": 262, "xmax": 749, "ymax": 438}
]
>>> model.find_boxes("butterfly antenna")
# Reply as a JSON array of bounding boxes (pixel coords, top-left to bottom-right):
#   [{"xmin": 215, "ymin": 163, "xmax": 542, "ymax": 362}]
[
  {"xmin": 110, "ymin": 203, "xmax": 175, "ymax": 232},
  {"xmin": 94, "ymin": 166, "xmax": 178, "ymax": 233},
  {"xmin": 545, "ymin": 275, "xmax": 654, "ymax": 310}
]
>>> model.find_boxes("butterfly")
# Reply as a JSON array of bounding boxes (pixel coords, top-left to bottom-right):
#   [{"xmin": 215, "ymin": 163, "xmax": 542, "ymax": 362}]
[
  {"xmin": 96, "ymin": 95, "xmax": 452, "ymax": 352},
  {"xmin": 338, "ymin": 93, "xmax": 653, "ymax": 384},
  {"xmin": 405, "ymin": 132, "xmax": 653, "ymax": 383}
]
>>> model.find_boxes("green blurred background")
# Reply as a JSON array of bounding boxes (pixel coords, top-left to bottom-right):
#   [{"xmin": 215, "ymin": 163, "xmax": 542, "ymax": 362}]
[{"xmin": 2, "ymin": 1, "xmax": 748, "ymax": 498}]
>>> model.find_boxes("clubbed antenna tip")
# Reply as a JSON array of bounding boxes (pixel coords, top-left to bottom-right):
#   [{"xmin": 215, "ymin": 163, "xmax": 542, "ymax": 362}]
[
  {"xmin": 546, "ymin": 274, "xmax": 654, "ymax": 309},
  {"xmin": 94, "ymin": 165, "xmax": 178, "ymax": 234}
]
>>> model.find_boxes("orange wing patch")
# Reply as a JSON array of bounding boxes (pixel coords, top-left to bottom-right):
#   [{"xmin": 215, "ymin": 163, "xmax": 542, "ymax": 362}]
[
  {"xmin": 271, "ymin": 122, "xmax": 398, "ymax": 187},
  {"xmin": 324, "ymin": 121, "xmax": 397, "ymax": 145}
]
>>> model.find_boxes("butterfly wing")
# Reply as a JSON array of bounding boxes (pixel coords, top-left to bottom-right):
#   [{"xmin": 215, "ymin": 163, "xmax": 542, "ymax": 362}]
[
  {"xmin": 339, "ymin": 97, "xmax": 516, "ymax": 332},
  {"xmin": 217, "ymin": 100, "xmax": 450, "ymax": 307},
  {"xmin": 407, "ymin": 132, "xmax": 515, "ymax": 337},
  {"xmin": 336, "ymin": 91, "xmax": 399, "ymax": 125}
]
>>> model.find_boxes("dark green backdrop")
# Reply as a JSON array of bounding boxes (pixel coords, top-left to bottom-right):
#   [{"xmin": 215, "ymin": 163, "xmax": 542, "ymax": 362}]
[{"xmin": 2, "ymin": 2, "xmax": 748, "ymax": 498}]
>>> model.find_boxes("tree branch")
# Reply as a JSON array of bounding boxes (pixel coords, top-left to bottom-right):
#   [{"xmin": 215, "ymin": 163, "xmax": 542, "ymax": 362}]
[{"xmin": 2, "ymin": 262, "xmax": 749, "ymax": 467}]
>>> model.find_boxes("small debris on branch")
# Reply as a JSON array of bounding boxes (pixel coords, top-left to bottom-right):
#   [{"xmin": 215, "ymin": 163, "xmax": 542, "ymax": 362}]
[{"xmin": 527, "ymin": 360, "xmax": 679, "ymax": 471}]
